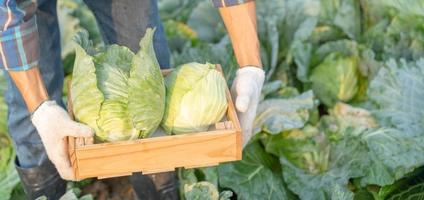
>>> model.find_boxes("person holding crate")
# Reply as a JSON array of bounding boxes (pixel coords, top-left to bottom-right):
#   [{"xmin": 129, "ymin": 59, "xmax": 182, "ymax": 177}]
[{"xmin": 0, "ymin": 0, "xmax": 264, "ymax": 199}]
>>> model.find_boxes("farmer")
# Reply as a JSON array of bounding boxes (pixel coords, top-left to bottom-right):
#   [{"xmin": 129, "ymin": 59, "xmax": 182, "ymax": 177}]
[{"xmin": 0, "ymin": 0, "xmax": 264, "ymax": 199}]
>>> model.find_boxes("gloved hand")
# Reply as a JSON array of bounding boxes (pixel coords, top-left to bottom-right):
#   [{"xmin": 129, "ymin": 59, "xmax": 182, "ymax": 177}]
[
  {"xmin": 231, "ymin": 66, "xmax": 265, "ymax": 147},
  {"xmin": 31, "ymin": 101, "xmax": 93, "ymax": 180}
]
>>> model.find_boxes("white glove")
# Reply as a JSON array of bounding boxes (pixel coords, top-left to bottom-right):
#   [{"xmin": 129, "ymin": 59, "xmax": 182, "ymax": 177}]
[
  {"xmin": 31, "ymin": 101, "xmax": 93, "ymax": 180},
  {"xmin": 231, "ymin": 66, "xmax": 265, "ymax": 147}
]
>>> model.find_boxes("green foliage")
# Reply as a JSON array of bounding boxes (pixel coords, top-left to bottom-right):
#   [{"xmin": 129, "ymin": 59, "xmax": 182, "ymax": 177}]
[
  {"xmin": 378, "ymin": 167, "xmax": 424, "ymax": 200},
  {"xmin": 0, "ymin": 72, "xmax": 8, "ymax": 135},
  {"xmin": 171, "ymin": 37, "xmax": 238, "ymax": 84},
  {"xmin": 0, "ymin": 154, "xmax": 19, "ymax": 200},
  {"xmin": 0, "ymin": 73, "xmax": 18, "ymax": 200},
  {"xmin": 218, "ymin": 140, "xmax": 296, "ymax": 200},
  {"xmin": 162, "ymin": 0, "xmax": 424, "ymax": 199},
  {"xmin": 178, "ymin": 167, "xmax": 233, "ymax": 200},
  {"xmin": 163, "ymin": 20, "xmax": 199, "ymax": 52},
  {"xmin": 187, "ymin": 2, "xmax": 225, "ymax": 43},
  {"xmin": 57, "ymin": 0, "xmax": 102, "ymax": 76}
]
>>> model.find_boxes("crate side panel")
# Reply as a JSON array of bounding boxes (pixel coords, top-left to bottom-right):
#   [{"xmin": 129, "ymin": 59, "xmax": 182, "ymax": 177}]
[{"xmin": 75, "ymin": 131, "xmax": 237, "ymax": 179}]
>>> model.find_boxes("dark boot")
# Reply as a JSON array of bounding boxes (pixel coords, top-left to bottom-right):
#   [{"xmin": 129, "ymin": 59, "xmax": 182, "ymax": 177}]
[
  {"xmin": 149, "ymin": 172, "xmax": 179, "ymax": 200},
  {"xmin": 15, "ymin": 158, "xmax": 67, "ymax": 200},
  {"xmin": 130, "ymin": 171, "xmax": 179, "ymax": 200}
]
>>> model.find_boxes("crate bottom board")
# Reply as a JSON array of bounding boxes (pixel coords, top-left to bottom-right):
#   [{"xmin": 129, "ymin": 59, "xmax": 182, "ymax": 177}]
[{"xmin": 71, "ymin": 130, "xmax": 240, "ymax": 180}]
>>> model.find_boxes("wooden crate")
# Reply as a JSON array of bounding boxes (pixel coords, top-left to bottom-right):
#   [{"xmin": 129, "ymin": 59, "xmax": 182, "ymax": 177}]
[{"xmin": 67, "ymin": 65, "xmax": 242, "ymax": 181}]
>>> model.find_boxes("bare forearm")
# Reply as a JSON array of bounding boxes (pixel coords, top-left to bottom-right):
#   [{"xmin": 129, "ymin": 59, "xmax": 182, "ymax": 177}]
[
  {"xmin": 219, "ymin": 1, "xmax": 262, "ymax": 68},
  {"xmin": 9, "ymin": 67, "xmax": 49, "ymax": 113}
]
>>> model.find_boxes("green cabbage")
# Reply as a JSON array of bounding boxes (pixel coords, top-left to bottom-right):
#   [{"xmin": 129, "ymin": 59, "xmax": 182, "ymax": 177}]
[
  {"xmin": 71, "ymin": 28, "xmax": 165, "ymax": 142},
  {"xmin": 310, "ymin": 53, "xmax": 359, "ymax": 107},
  {"xmin": 162, "ymin": 63, "xmax": 227, "ymax": 134}
]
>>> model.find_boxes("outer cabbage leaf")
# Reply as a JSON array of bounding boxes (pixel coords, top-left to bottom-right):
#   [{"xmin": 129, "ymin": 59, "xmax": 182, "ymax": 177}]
[
  {"xmin": 94, "ymin": 45, "xmax": 133, "ymax": 100},
  {"xmin": 162, "ymin": 62, "xmax": 227, "ymax": 134},
  {"xmin": 357, "ymin": 128, "xmax": 422, "ymax": 186},
  {"xmin": 360, "ymin": 59, "xmax": 424, "ymax": 186},
  {"xmin": 280, "ymin": 130, "xmax": 368, "ymax": 200},
  {"xmin": 368, "ymin": 59, "xmax": 424, "ymax": 133},
  {"xmin": 218, "ymin": 140, "xmax": 295, "ymax": 200},
  {"xmin": 94, "ymin": 46, "xmax": 136, "ymax": 141},
  {"xmin": 254, "ymin": 91, "xmax": 315, "ymax": 134},
  {"xmin": 71, "ymin": 32, "xmax": 104, "ymax": 136},
  {"xmin": 128, "ymin": 28, "xmax": 166, "ymax": 138}
]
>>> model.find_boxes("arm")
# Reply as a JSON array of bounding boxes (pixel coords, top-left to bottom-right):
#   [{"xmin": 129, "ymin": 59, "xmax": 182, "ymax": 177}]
[
  {"xmin": 0, "ymin": 0, "xmax": 47, "ymax": 112},
  {"xmin": 214, "ymin": 1, "xmax": 265, "ymax": 147},
  {"xmin": 218, "ymin": 1, "xmax": 262, "ymax": 68},
  {"xmin": 0, "ymin": 0, "xmax": 92, "ymax": 180},
  {"xmin": 9, "ymin": 68, "xmax": 48, "ymax": 112}
]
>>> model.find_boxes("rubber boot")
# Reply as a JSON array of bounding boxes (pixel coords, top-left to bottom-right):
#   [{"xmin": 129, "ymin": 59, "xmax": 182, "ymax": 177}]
[
  {"xmin": 15, "ymin": 158, "xmax": 67, "ymax": 200},
  {"xmin": 130, "ymin": 171, "xmax": 179, "ymax": 200}
]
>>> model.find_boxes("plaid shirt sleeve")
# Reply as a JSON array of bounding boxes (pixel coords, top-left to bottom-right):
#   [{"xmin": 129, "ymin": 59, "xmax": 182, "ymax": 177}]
[
  {"xmin": 0, "ymin": 0, "xmax": 39, "ymax": 71},
  {"xmin": 212, "ymin": 0, "xmax": 254, "ymax": 8}
]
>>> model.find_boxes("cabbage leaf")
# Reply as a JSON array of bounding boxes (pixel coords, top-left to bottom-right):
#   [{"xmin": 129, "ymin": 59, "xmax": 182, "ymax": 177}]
[{"xmin": 71, "ymin": 29, "xmax": 164, "ymax": 141}]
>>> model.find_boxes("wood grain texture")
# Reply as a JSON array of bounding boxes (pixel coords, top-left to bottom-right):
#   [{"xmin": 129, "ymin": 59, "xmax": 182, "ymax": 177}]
[
  {"xmin": 216, "ymin": 64, "xmax": 243, "ymax": 160},
  {"xmin": 68, "ymin": 64, "xmax": 242, "ymax": 181}
]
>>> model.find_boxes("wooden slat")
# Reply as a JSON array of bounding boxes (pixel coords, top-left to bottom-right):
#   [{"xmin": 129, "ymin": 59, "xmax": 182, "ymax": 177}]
[
  {"xmin": 74, "ymin": 130, "xmax": 237, "ymax": 179},
  {"xmin": 184, "ymin": 163, "xmax": 219, "ymax": 169},
  {"xmin": 215, "ymin": 122, "xmax": 226, "ymax": 130},
  {"xmin": 224, "ymin": 121, "xmax": 234, "ymax": 129},
  {"xmin": 98, "ymin": 172, "xmax": 132, "ymax": 179},
  {"xmin": 216, "ymin": 64, "xmax": 243, "ymax": 160},
  {"xmin": 142, "ymin": 168, "xmax": 176, "ymax": 175}
]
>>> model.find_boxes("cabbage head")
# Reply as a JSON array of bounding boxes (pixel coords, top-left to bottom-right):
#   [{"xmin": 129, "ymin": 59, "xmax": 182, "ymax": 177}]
[
  {"xmin": 162, "ymin": 63, "xmax": 228, "ymax": 134},
  {"xmin": 71, "ymin": 28, "xmax": 165, "ymax": 142},
  {"xmin": 310, "ymin": 53, "xmax": 359, "ymax": 107}
]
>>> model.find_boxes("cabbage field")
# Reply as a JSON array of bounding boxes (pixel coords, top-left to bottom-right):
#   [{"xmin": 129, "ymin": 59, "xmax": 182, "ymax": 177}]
[{"xmin": 1, "ymin": 0, "xmax": 424, "ymax": 199}]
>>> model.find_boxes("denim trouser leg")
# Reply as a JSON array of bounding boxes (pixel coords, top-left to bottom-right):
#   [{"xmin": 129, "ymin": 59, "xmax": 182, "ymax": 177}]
[
  {"xmin": 83, "ymin": 0, "xmax": 171, "ymax": 68},
  {"xmin": 5, "ymin": 0, "xmax": 64, "ymax": 169}
]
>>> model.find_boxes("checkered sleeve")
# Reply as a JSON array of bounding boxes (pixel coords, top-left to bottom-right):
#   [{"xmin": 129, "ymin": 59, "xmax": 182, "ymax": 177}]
[
  {"xmin": 0, "ymin": 0, "xmax": 39, "ymax": 71},
  {"xmin": 212, "ymin": 0, "xmax": 254, "ymax": 8}
]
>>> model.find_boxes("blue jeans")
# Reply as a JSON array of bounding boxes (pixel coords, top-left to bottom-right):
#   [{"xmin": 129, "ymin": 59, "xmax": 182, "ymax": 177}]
[{"xmin": 5, "ymin": 0, "xmax": 170, "ymax": 169}]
